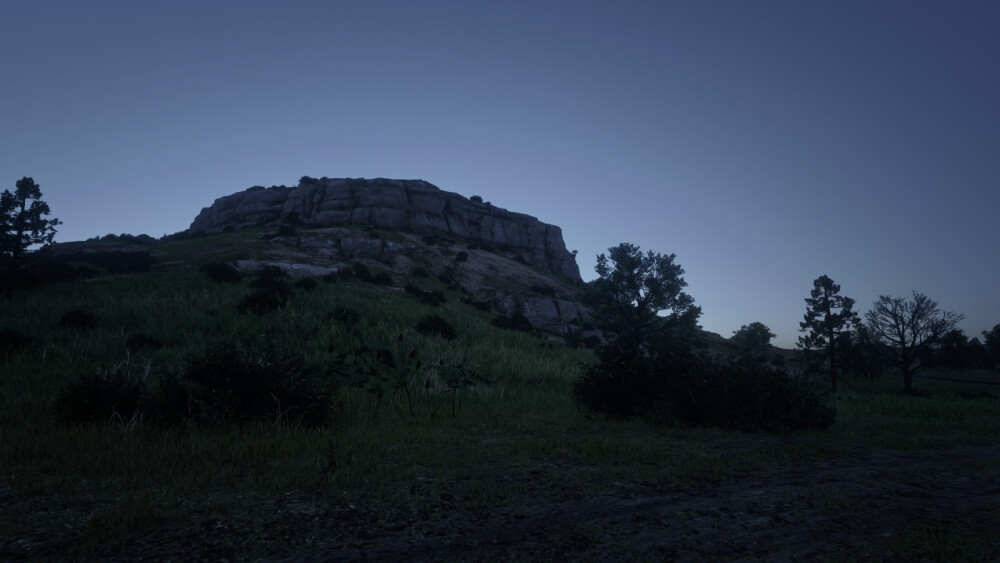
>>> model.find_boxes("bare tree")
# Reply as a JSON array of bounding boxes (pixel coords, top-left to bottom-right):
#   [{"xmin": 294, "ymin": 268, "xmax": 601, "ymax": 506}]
[{"xmin": 865, "ymin": 292, "xmax": 964, "ymax": 393}]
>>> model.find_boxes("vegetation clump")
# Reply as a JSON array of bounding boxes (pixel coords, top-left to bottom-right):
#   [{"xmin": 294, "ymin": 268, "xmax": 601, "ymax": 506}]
[
  {"xmin": 416, "ymin": 314, "xmax": 457, "ymax": 340},
  {"xmin": 200, "ymin": 261, "xmax": 242, "ymax": 284}
]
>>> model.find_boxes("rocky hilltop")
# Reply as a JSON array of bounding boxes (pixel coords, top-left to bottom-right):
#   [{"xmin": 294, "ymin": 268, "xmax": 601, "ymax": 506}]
[
  {"xmin": 187, "ymin": 177, "xmax": 591, "ymax": 337},
  {"xmin": 189, "ymin": 177, "xmax": 580, "ymax": 282}
]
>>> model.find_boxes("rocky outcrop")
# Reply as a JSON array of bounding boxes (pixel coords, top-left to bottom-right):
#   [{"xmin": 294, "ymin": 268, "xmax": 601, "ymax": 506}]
[{"xmin": 189, "ymin": 177, "xmax": 581, "ymax": 282}]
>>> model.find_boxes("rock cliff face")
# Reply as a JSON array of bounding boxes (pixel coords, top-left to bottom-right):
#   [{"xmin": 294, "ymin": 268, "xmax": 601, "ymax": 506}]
[{"xmin": 189, "ymin": 177, "xmax": 581, "ymax": 282}]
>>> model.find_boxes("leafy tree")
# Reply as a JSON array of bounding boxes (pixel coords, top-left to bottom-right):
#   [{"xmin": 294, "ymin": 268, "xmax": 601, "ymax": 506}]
[
  {"xmin": 983, "ymin": 324, "xmax": 1000, "ymax": 370},
  {"xmin": 797, "ymin": 275, "xmax": 860, "ymax": 392},
  {"xmin": 731, "ymin": 322, "xmax": 776, "ymax": 357},
  {"xmin": 584, "ymin": 242, "xmax": 700, "ymax": 353},
  {"xmin": 865, "ymin": 292, "xmax": 964, "ymax": 393},
  {"xmin": 0, "ymin": 177, "xmax": 61, "ymax": 266}
]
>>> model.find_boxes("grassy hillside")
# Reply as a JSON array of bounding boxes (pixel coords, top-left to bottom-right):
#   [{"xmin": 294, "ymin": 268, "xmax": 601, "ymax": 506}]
[{"xmin": 2, "ymin": 237, "xmax": 999, "ymax": 560}]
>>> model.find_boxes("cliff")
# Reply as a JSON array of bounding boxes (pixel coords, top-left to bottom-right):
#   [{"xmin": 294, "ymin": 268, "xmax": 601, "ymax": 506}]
[{"xmin": 189, "ymin": 177, "xmax": 581, "ymax": 282}]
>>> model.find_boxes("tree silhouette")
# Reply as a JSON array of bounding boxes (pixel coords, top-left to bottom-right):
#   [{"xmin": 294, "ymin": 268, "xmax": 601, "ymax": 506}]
[
  {"xmin": 1, "ymin": 177, "xmax": 61, "ymax": 267},
  {"xmin": 731, "ymin": 322, "xmax": 776, "ymax": 358},
  {"xmin": 865, "ymin": 292, "xmax": 964, "ymax": 393},
  {"xmin": 585, "ymin": 242, "xmax": 700, "ymax": 353},
  {"xmin": 983, "ymin": 324, "xmax": 1000, "ymax": 370},
  {"xmin": 797, "ymin": 275, "xmax": 860, "ymax": 392}
]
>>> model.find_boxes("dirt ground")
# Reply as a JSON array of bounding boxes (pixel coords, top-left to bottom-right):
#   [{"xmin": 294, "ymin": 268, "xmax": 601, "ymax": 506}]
[
  {"xmin": 4, "ymin": 441, "xmax": 999, "ymax": 561},
  {"xmin": 268, "ymin": 442, "xmax": 1000, "ymax": 562}
]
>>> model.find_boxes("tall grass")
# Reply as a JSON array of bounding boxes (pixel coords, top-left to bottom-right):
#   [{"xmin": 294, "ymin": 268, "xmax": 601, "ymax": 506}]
[{"xmin": 2, "ymin": 259, "xmax": 998, "ymax": 559}]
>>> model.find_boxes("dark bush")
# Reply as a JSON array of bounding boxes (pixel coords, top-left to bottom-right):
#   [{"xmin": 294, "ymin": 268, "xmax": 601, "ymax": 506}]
[
  {"xmin": 86, "ymin": 251, "xmax": 155, "ymax": 273},
  {"xmin": 574, "ymin": 339, "xmax": 834, "ymax": 432},
  {"xmin": 151, "ymin": 346, "xmax": 334, "ymax": 427},
  {"xmin": 352, "ymin": 263, "xmax": 373, "ymax": 282},
  {"xmin": 0, "ymin": 329, "xmax": 34, "ymax": 359},
  {"xmin": 371, "ymin": 272, "xmax": 394, "ymax": 286},
  {"xmin": 416, "ymin": 314, "xmax": 457, "ymax": 341},
  {"xmin": 491, "ymin": 313, "xmax": 535, "ymax": 334},
  {"xmin": 126, "ymin": 332, "xmax": 162, "ymax": 350},
  {"xmin": 412, "ymin": 267, "xmax": 430, "ymax": 278},
  {"xmin": 55, "ymin": 370, "xmax": 145, "ymax": 426},
  {"xmin": 295, "ymin": 277, "xmax": 318, "ymax": 291},
  {"xmin": 238, "ymin": 290, "xmax": 286, "ymax": 314},
  {"xmin": 57, "ymin": 309, "xmax": 98, "ymax": 329},
  {"xmin": 470, "ymin": 195, "xmax": 483, "ymax": 203},
  {"xmin": 513, "ymin": 255, "xmax": 526, "ymax": 263},
  {"xmin": 420, "ymin": 290, "xmax": 447, "ymax": 307},
  {"xmin": 250, "ymin": 266, "xmax": 291, "ymax": 295},
  {"xmin": 461, "ymin": 297, "xmax": 491, "ymax": 311},
  {"xmin": 200, "ymin": 262, "xmax": 242, "ymax": 284},
  {"xmin": 455, "ymin": 251, "xmax": 469, "ymax": 263}
]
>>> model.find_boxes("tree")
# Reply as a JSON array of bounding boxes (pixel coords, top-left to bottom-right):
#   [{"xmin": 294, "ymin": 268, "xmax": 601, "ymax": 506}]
[
  {"xmin": 585, "ymin": 243, "xmax": 700, "ymax": 352},
  {"xmin": 797, "ymin": 275, "xmax": 860, "ymax": 392},
  {"xmin": 983, "ymin": 324, "xmax": 1000, "ymax": 370},
  {"xmin": 731, "ymin": 322, "xmax": 776, "ymax": 357},
  {"xmin": 0, "ymin": 177, "xmax": 61, "ymax": 266},
  {"xmin": 865, "ymin": 292, "xmax": 964, "ymax": 393}
]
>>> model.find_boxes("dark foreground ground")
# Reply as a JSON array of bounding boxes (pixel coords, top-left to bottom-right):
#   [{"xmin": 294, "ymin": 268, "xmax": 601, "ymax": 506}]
[{"xmin": 5, "ymin": 441, "xmax": 999, "ymax": 561}]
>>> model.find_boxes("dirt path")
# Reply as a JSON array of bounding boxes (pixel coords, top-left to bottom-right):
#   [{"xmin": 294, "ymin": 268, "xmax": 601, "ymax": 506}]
[{"xmin": 273, "ymin": 442, "xmax": 1000, "ymax": 562}]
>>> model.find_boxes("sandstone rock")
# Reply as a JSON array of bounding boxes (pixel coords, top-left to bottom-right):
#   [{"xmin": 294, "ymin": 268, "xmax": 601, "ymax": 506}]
[{"xmin": 189, "ymin": 178, "xmax": 581, "ymax": 282}]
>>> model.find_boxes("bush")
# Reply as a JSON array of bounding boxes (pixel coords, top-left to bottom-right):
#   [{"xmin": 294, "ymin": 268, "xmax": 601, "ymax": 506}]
[
  {"xmin": 574, "ymin": 338, "xmax": 834, "ymax": 432},
  {"xmin": 55, "ymin": 370, "xmax": 145, "ymax": 426},
  {"xmin": 412, "ymin": 267, "xmax": 430, "ymax": 278},
  {"xmin": 56, "ymin": 309, "xmax": 98, "ymax": 329},
  {"xmin": 371, "ymin": 272, "xmax": 394, "ymax": 286},
  {"xmin": 200, "ymin": 262, "xmax": 242, "ymax": 284},
  {"xmin": 352, "ymin": 263, "xmax": 373, "ymax": 282},
  {"xmin": 455, "ymin": 251, "xmax": 469, "ymax": 263},
  {"xmin": 295, "ymin": 277, "xmax": 318, "ymax": 291},
  {"xmin": 126, "ymin": 332, "xmax": 162, "ymax": 350},
  {"xmin": 415, "ymin": 314, "xmax": 457, "ymax": 341},
  {"xmin": 151, "ymin": 346, "xmax": 334, "ymax": 427},
  {"xmin": 0, "ymin": 328, "xmax": 34, "ymax": 359},
  {"xmin": 238, "ymin": 267, "xmax": 292, "ymax": 314}
]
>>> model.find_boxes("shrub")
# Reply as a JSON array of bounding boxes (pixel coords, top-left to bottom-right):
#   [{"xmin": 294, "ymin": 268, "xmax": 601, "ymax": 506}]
[
  {"xmin": 57, "ymin": 309, "xmax": 98, "ymax": 329},
  {"xmin": 420, "ymin": 290, "xmax": 446, "ymax": 307},
  {"xmin": 126, "ymin": 332, "xmax": 162, "ymax": 350},
  {"xmin": 352, "ymin": 263, "xmax": 373, "ymax": 282},
  {"xmin": 295, "ymin": 277, "xmax": 318, "ymax": 291},
  {"xmin": 412, "ymin": 267, "xmax": 430, "ymax": 278},
  {"xmin": 371, "ymin": 272, "xmax": 394, "ymax": 286},
  {"xmin": 237, "ymin": 290, "xmax": 286, "ymax": 314},
  {"xmin": 455, "ymin": 251, "xmax": 469, "ymax": 263},
  {"xmin": 415, "ymin": 314, "xmax": 457, "ymax": 341},
  {"xmin": 470, "ymin": 195, "xmax": 483, "ymax": 203},
  {"xmin": 0, "ymin": 328, "xmax": 34, "ymax": 359},
  {"xmin": 55, "ymin": 370, "xmax": 145, "ymax": 426},
  {"xmin": 200, "ymin": 262, "xmax": 242, "ymax": 284},
  {"xmin": 151, "ymin": 346, "xmax": 334, "ymax": 427},
  {"xmin": 574, "ymin": 338, "xmax": 834, "ymax": 431}
]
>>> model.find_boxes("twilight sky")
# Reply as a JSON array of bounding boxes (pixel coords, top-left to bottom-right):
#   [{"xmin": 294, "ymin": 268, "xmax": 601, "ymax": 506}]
[{"xmin": 3, "ymin": 1, "xmax": 998, "ymax": 347}]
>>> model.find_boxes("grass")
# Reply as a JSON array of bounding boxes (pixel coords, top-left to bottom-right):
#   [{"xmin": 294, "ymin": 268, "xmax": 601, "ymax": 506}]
[{"xmin": 2, "ymin": 249, "xmax": 999, "ymax": 559}]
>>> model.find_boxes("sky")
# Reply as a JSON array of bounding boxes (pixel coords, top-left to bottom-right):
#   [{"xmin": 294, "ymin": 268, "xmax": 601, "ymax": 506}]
[{"xmin": 3, "ymin": 1, "xmax": 998, "ymax": 348}]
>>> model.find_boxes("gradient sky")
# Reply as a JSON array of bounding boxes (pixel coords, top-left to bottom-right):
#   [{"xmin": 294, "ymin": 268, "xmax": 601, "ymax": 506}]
[{"xmin": 3, "ymin": 1, "xmax": 998, "ymax": 347}]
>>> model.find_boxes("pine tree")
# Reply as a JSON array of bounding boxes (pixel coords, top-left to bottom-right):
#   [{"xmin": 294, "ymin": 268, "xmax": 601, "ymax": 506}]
[{"xmin": 797, "ymin": 275, "xmax": 859, "ymax": 392}]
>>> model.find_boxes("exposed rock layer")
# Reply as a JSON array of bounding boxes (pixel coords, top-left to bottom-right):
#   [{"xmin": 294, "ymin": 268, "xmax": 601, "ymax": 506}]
[{"xmin": 189, "ymin": 178, "xmax": 581, "ymax": 282}]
